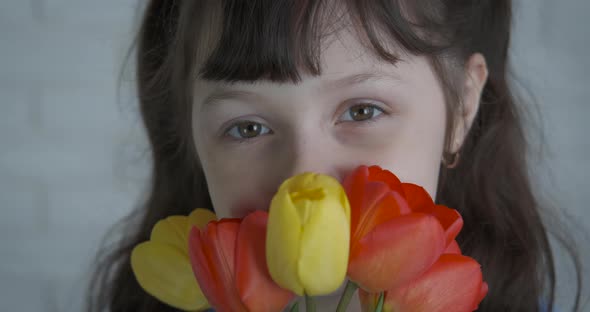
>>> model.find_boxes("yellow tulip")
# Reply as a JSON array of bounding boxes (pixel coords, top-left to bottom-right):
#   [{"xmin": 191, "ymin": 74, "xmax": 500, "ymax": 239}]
[
  {"xmin": 266, "ymin": 172, "xmax": 351, "ymax": 296},
  {"xmin": 131, "ymin": 208, "xmax": 216, "ymax": 311}
]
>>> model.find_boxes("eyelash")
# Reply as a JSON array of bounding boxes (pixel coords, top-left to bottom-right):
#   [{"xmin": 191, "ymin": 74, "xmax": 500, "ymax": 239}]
[
  {"xmin": 223, "ymin": 103, "xmax": 387, "ymax": 144},
  {"xmin": 337, "ymin": 103, "xmax": 385, "ymax": 125},
  {"xmin": 224, "ymin": 122, "xmax": 273, "ymax": 144}
]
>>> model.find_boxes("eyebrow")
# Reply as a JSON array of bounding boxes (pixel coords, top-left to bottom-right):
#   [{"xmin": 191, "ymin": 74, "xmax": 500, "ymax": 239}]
[{"xmin": 199, "ymin": 71, "xmax": 400, "ymax": 111}]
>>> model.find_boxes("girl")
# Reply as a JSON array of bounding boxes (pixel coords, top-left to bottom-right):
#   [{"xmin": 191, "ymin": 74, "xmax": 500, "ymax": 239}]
[{"xmin": 87, "ymin": 1, "xmax": 582, "ymax": 311}]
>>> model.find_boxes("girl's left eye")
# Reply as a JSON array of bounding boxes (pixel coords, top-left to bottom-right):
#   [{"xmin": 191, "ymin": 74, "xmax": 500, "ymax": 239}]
[
  {"xmin": 225, "ymin": 121, "xmax": 272, "ymax": 141},
  {"xmin": 338, "ymin": 103, "xmax": 385, "ymax": 123}
]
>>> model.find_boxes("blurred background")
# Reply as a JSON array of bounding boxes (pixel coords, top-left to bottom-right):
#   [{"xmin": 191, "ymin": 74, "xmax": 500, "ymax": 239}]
[{"xmin": 0, "ymin": 0, "xmax": 588, "ymax": 311}]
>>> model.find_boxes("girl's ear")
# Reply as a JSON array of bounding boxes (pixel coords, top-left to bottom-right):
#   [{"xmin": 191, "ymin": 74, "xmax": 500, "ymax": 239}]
[{"xmin": 450, "ymin": 53, "xmax": 488, "ymax": 153}]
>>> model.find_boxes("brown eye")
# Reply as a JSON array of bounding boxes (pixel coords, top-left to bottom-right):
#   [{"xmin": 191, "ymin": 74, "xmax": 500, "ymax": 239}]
[
  {"xmin": 238, "ymin": 122, "xmax": 261, "ymax": 138},
  {"xmin": 350, "ymin": 105, "xmax": 375, "ymax": 121},
  {"xmin": 226, "ymin": 121, "xmax": 272, "ymax": 140},
  {"xmin": 340, "ymin": 104, "xmax": 385, "ymax": 122}
]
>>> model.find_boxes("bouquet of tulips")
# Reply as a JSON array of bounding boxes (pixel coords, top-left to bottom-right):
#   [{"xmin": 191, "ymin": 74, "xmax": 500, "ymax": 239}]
[{"xmin": 131, "ymin": 165, "xmax": 488, "ymax": 312}]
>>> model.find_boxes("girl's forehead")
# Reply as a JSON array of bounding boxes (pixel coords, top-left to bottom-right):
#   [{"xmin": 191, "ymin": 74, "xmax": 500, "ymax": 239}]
[
  {"xmin": 308, "ymin": 30, "xmax": 397, "ymax": 77},
  {"xmin": 188, "ymin": 0, "xmax": 409, "ymax": 85},
  {"xmin": 191, "ymin": 31, "xmax": 423, "ymax": 115},
  {"xmin": 195, "ymin": 27, "xmax": 406, "ymax": 89}
]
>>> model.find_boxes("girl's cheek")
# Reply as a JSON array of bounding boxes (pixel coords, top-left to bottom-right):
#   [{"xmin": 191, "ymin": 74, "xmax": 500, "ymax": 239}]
[{"xmin": 336, "ymin": 122, "xmax": 401, "ymax": 150}]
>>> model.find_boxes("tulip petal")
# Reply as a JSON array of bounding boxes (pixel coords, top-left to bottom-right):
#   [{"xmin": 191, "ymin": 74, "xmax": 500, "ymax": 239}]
[
  {"xmin": 188, "ymin": 208, "xmax": 217, "ymax": 232},
  {"xmin": 444, "ymin": 239, "xmax": 462, "ymax": 255},
  {"xmin": 352, "ymin": 187, "xmax": 411, "ymax": 245},
  {"xmin": 401, "ymin": 183, "xmax": 434, "ymax": 212},
  {"xmin": 476, "ymin": 282, "xmax": 489, "ymax": 309},
  {"xmin": 297, "ymin": 194, "xmax": 350, "ymax": 295},
  {"xmin": 344, "ymin": 167, "xmax": 410, "ymax": 246},
  {"xmin": 431, "ymin": 205, "xmax": 463, "ymax": 245},
  {"xmin": 236, "ymin": 211, "xmax": 295, "ymax": 312},
  {"xmin": 267, "ymin": 187, "xmax": 305, "ymax": 295},
  {"xmin": 131, "ymin": 241, "xmax": 208, "ymax": 311},
  {"xmin": 150, "ymin": 209, "xmax": 216, "ymax": 253},
  {"xmin": 188, "ymin": 220, "xmax": 246, "ymax": 312},
  {"xmin": 382, "ymin": 254, "xmax": 485, "ymax": 312},
  {"xmin": 367, "ymin": 165, "xmax": 404, "ymax": 194},
  {"xmin": 401, "ymin": 183, "xmax": 463, "ymax": 245},
  {"xmin": 348, "ymin": 213, "xmax": 446, "ymax": 292},
  {"xmin": 342, "ymin": 165, "xmax": 370, "ymax": 218},
  {"xmin": 268, "ymin": 172, "xmax": 351, "ymax": 296},
  {"xmin": 344, "ymin": 166, "xmax": 406, "ymax": 217},
  {"xmin": 151, "ymin": 216, "xmax": 190, "ymax": 251}
]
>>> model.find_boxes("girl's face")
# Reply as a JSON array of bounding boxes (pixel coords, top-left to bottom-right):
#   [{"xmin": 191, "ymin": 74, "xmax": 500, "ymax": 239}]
[{"xmin": 192, "ymin": 30, "xmax": 471, "ymax": 218}]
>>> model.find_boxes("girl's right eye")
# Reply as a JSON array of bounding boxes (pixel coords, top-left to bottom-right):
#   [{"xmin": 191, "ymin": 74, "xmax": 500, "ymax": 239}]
[{"xmin": 224, "ymin": 121, "xmax": 273, "ymax": 141}]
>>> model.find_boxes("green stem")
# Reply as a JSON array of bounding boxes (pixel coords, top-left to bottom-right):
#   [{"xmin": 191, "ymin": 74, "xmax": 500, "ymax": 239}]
[
  {"xmin": 373, "ymin": 292, "xmax": 384, "ymax": 312},
  {"xmin": 336, "ymin": 281, "xmax": 358, "ymax": 312},
  {"xmin": 305, "ymin": 294, "xmax": 316, "ymax": 312},
  {"xmin": 289, "ymin": 301, "xmax": 300, "ymax": 312}
]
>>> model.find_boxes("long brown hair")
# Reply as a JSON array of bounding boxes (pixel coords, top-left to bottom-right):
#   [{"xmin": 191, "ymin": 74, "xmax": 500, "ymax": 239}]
[{"xmin": 87, "ymin": 1, "xmax": 583, "ymax": 311}]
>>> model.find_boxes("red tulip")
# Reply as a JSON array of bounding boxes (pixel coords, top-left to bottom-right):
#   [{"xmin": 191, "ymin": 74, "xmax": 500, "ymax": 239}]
[
  {"xmin": 343, "ymin": 165, "xmax": 464, "ymax": 292},
  {"xmin": 188, "ymin": 211, "xmax": 295, "ymax": 312},
  {"xmin": 400, "ymin": 183, "xmax": 463, "ymax": 246},
  {"xmin": 359, "ymin": 254, "xmax": 489, "ymax": 312}
]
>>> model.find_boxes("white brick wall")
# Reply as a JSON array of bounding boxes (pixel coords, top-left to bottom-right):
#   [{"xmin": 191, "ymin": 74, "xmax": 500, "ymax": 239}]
[
  {"xmin": 0, "ymin": 1, "xmax": 588, "ymax": 311},
  {"xmin": 0, "ymin": 1, "xmax": 143, "ymax": 310}
]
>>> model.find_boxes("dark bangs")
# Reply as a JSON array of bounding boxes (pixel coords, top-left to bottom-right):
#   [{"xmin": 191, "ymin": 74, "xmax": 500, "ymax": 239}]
[{"xmin": 177, "ymin": 0, "xmax": 452, "ymax": 84}]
